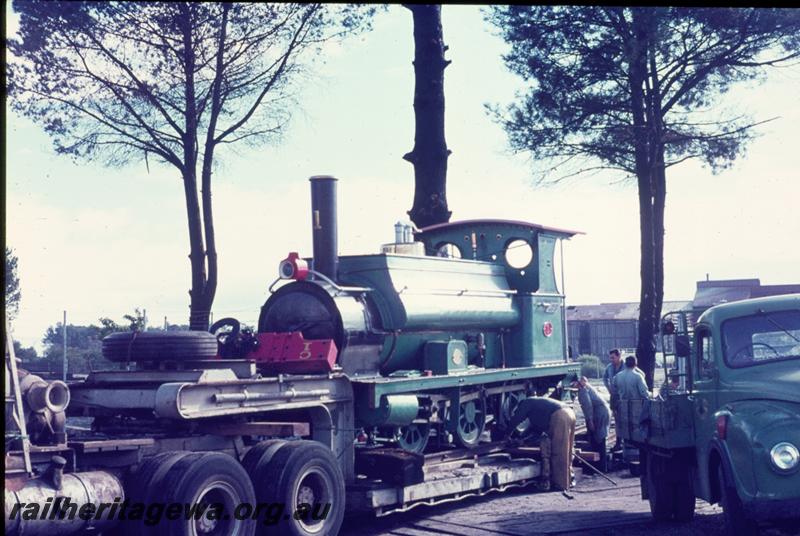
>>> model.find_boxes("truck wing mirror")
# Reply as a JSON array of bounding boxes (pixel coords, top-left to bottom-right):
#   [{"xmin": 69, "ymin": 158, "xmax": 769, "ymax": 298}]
[{"xmin": 675, "ymin": 335, "xmax": 691, "ymax": 358}]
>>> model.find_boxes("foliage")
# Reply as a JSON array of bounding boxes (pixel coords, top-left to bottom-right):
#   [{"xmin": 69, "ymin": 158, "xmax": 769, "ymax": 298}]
[
  {"xmin": 488, "ymin": 6, "xmax": 800, "ymax": 386},
  {"xmin": 36, "ymin": 309, "xmax": 169, "ymax": 373},
  {"xmin": 5, "ymin": 248, "xmax": 21, "ymax": 320},
  {"xmin": 578, "ymin": 354, "xmax": 604, "ymax": 379},
  {"xmin": 13, "ymin": 340, "xmax": 38, "ymax": 361},
  {"xmin": 8, "ymin": 2, "xmax": 375, "ymax": 329}
]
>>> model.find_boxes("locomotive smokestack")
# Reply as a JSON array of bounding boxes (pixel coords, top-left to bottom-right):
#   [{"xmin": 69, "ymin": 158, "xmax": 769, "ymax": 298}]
[{"xmin": 309, "ymin": 175, "xmax": 339, "ymax": 282}]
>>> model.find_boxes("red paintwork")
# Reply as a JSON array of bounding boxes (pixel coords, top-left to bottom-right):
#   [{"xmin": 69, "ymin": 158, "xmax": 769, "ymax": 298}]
[
  {"xmin": 542, "ymin": 321, "xmax": 554, "ymax": 337},
  {"xmin": 280, "ymin": 252, "xmax": 309, "ymax": 280},
  {"xmin": 249, "ymin": 332, "xmax": 337, "ymax": 373}
]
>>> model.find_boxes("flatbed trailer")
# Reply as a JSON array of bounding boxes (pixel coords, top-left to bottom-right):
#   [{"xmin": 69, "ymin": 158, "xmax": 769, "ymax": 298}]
[{"xmin": 5, "ymin": 353, "xmax": 559, "ymax": 536}]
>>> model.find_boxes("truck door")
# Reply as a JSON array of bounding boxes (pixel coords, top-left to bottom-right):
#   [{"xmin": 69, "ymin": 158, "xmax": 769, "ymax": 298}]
[{"xmin": 691, "ymin": 324, "xmax": 718, "ymax": 499}]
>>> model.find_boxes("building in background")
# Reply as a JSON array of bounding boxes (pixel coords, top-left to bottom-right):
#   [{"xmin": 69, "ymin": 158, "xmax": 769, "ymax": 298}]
[{"xmin": 567, "ymin": 278, "xmax": 800, "ymax": 361}]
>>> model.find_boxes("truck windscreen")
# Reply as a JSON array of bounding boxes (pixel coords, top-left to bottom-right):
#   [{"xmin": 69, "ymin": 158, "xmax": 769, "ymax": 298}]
[{"xmin": 722, "ymin": 309, "xmax": 800, "ymax": 368}]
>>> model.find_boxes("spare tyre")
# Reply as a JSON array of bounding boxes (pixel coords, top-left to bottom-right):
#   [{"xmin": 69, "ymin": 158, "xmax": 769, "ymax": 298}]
[{"xmin": 102, "ymin": 331, "xmax": 219, "ymax": 362}]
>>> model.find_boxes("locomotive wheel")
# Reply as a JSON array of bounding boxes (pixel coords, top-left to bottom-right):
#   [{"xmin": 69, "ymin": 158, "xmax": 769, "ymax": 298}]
[
  {"xmin": 396, "ymin": 421, "xmax": 431, "ymax": 454},
  {"xmin": 454, "ymin": 396, "xmax": 487, "ymax": 449},
  {"xmin": 258, "ymin": 440, "xmax": 346, "ymax": 536},
  {"xmin": 154, "ymin": 451, "xmax": 258, "ymax": 536}
]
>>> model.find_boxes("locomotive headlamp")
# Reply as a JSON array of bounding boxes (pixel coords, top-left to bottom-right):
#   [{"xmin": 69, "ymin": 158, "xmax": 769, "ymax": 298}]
[
  {"xmin": 770, "ymin": 442, "xmax": 799, "ymax": 472},
  {"xmin": 278, "ymin": 252, "xmax": 309, "ymax": 281}
]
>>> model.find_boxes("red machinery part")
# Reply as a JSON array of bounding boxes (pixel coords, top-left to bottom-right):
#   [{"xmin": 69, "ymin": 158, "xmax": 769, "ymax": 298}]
[
  {"xmin": 279, "ymin": 252, "xmax": 309, "ymax": 280},
  {"xmin": 249, "ymin": 332, "xmax": 337, "ymax": 374}
]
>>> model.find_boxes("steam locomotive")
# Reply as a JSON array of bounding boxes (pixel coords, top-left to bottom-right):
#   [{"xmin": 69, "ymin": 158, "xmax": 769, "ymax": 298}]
[{"xmin": 224, "ymin": 176, "xmax": 582, "ymax": 452}]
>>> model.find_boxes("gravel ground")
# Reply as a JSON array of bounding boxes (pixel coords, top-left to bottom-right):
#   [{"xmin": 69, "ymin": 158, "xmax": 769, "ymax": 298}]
[{"xmin": 341, "ymin": 468, "xmax": 789, "ymax": 536}]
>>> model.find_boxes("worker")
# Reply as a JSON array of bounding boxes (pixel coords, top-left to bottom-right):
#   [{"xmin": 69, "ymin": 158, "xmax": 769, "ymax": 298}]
[
  {"xmin": 573, "ymin": 376, "xmax": 610, "ymax": 472},
  {"xmin": 603, "ymin": 348, "xmax": 624, "ymax": 450},
  {"xmin": 505, "ymin": 396, "xmax": 576, "ymax": 491},
  {"xmin": 612, "ymin": 355, "xmax": 650, "ymax": 401}
]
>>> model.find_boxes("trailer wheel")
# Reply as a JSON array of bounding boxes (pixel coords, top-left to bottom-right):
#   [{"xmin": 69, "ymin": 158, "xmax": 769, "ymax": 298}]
[
  {"xmin": 156, "ymin": 452, "xmax": 258, "ymax": 536},
  {"xmin": 242, "ymin": 439, "xmax": 286, "ymax": 476},
  {"xmin": 258, "ymin": 440, "xmax": 345, "ymax": 536},
  {"xmin": 102, "ymin": 331, "xmax": 219, "ymax": 362},
  {"xmin": 646, "ymin": 452, "xmax": 675, "ymax": 522},
  {"xmin": 718, "ymin": 465, "xmax": 759, "ymax": 536},
  {"xmin": 121, "ymin": 451, "xmax": 192, "ymax": 535}
]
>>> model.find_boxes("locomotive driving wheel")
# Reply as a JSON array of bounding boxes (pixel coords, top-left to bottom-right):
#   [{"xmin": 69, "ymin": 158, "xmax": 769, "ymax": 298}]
[
  {"xmin": 395, "ymin": 421, "xmax": 431, "ymax": 454},
  {"xmin": 454, "ymin": 395, "xmax": 487, "ymax": 448}
]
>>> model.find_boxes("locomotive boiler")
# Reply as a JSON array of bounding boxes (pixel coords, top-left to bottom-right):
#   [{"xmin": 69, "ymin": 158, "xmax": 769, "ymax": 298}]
[{"xmin": 253, "ymin": 176, "xmax": 581, "ymax": 452}]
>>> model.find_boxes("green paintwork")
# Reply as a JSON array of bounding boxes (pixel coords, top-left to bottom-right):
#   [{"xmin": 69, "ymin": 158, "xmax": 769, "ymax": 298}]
[
  {"xmin": 620, "ymin": 294, "xmax": 800, "ymax": 522},
  {"xmin": 353, "ymin": 362, "xmax": 579, "ymax": 408},
  {"xmin": 334, "ymin": 220, "xmax": 581, "ymax": 429},
  {"xmin": 423, "ymin": 340, "xmax": 469, "ymax": 375},
  {"xmin": 356, "ymin": 394, "xmax": 419, "ymax": 427}
]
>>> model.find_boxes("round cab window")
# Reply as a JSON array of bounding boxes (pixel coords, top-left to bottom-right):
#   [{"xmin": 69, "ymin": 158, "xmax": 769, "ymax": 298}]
[
  {"xmin": 436, "ymin": 243, "xmax": 462, "ymax": 259},
  {"xmin": 505, "ymin": 239, "xmax": 533, "ymax": 268}
]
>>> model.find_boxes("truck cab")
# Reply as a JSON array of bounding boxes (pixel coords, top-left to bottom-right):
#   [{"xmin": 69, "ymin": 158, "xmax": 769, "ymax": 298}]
[{"xmin": 618, "ymin": 294, "xmax": 800, "ymax": 535}]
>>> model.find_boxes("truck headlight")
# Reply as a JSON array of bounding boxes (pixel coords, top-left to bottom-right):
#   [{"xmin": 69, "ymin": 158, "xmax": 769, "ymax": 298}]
[{"xmin": 770, "ymin": 442, "xmax": 799, "ymax": 472}]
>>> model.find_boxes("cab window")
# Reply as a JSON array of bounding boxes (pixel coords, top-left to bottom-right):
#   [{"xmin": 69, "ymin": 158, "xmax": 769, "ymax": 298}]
[{"xmin": 696, "ymin": 329, "xmax": 714, "ymax": 380}]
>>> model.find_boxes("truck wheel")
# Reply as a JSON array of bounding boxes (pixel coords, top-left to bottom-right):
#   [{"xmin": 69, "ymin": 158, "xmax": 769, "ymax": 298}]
[
  {"xmin": 717, "ymin": 465, "xmax": 759, "ymax": 536},
  {"xmin": 156, "ymin": 452, "xmax": 258, "ymax": 536},
  {"xmin": 672, "ymin": 478, "xmax": 696, "ymax": 522},
  {"xmin": 646, "ymin": 452, "xmax": 676, "ymax": 521},
  {"xmin": 120, "ymin": 451, "xmax": 192, "ymax": 535},
  {"xmin": 259, "ymin": 440, "xmax": 346, "ymax": 536},
  {"xmin": 102, "ymin": 331, "xmax": 219, "ymax": 362}
]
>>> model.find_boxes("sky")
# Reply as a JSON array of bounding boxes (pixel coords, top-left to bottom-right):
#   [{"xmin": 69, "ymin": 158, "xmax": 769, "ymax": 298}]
[{"xmin": 5, "ymin": 6, "xmax": 800, "ymax": 350}]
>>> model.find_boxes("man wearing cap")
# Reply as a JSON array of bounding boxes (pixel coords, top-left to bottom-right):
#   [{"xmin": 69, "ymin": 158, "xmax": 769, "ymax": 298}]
[{"xmin": 505, "ymin": 396, "xmax": 576, "ymax": 490}]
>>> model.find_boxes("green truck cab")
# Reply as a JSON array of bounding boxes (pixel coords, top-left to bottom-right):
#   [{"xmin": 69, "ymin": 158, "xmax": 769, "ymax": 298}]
[{"xmin": 618, "ymin": 294, "xmax": 800, "ymax": 535}]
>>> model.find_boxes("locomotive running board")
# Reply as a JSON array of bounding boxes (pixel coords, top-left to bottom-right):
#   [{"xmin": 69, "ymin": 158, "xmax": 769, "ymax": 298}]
[{"xmin": 346, "ymin": 452, "xmax": 541, "ymax": 516}]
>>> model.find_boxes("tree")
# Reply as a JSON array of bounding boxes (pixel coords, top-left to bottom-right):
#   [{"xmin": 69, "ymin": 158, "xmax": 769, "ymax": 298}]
[
  {"xmin": 403, "ymin": 4, "xmax": 452, "ymax": 228},
  {"xmin": 8, "ymin": 2, "xmax": 372, "ymax": 330},
  {"xmin": 5, "ymin": 248, "xmax": 21, "ymax": 320},
  {"xmin": 488, "ymin": 7, "xmax": 800, "ymax": 387}
]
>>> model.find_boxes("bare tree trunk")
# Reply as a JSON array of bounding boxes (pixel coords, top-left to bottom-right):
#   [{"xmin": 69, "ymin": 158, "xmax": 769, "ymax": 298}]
[
  {"xmin": 179, "ymin": 4, "xmax": 211, "ymax": 331},
  {"xmin": 403, "ymin": 4, "xmax": 452, "ymax": 228},
  {"xmin": 630, "ymin": 8, "xmax": 658, "ymax": 389}
]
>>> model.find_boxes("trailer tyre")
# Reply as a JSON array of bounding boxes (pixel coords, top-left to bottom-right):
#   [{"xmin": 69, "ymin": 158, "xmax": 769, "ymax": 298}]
[
  {"xmin": 258, "ymin": 440, "xmax": 345, "ymax": 536},
  {"xmin": 102, "ymin": 331, "xmax": 219, "ymax": 362},
  {"xmin": 120, "ymin": 451, "xmax": 192, "ymax": 536},
  {"xmin": 155, "ymin": 452, "xmax": 258, "ymax": 536},
  {"xmin": 242, "ymin": 439, "xmax": 286, "ymax": 477}
]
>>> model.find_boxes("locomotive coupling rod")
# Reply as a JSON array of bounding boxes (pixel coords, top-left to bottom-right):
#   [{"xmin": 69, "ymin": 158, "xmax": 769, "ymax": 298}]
[{"xmin": 573, "ymin": 453, "xmax": 617, "ymax": 486}]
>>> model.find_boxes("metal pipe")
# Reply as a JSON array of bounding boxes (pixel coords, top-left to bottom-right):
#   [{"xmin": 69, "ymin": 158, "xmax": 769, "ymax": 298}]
[
  {"xmin": 309, "ymin": 175, "xmax": 339, "ymax": 282},
  {"xmin": 213, "ymin": 388, "xmax": 331, "ymax": 403}
]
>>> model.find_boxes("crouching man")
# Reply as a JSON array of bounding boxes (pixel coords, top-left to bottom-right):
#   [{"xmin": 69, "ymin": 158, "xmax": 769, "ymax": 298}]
[{"xmin": 505, "ymin": 396, "xmax": 576, "ymax": 490}]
